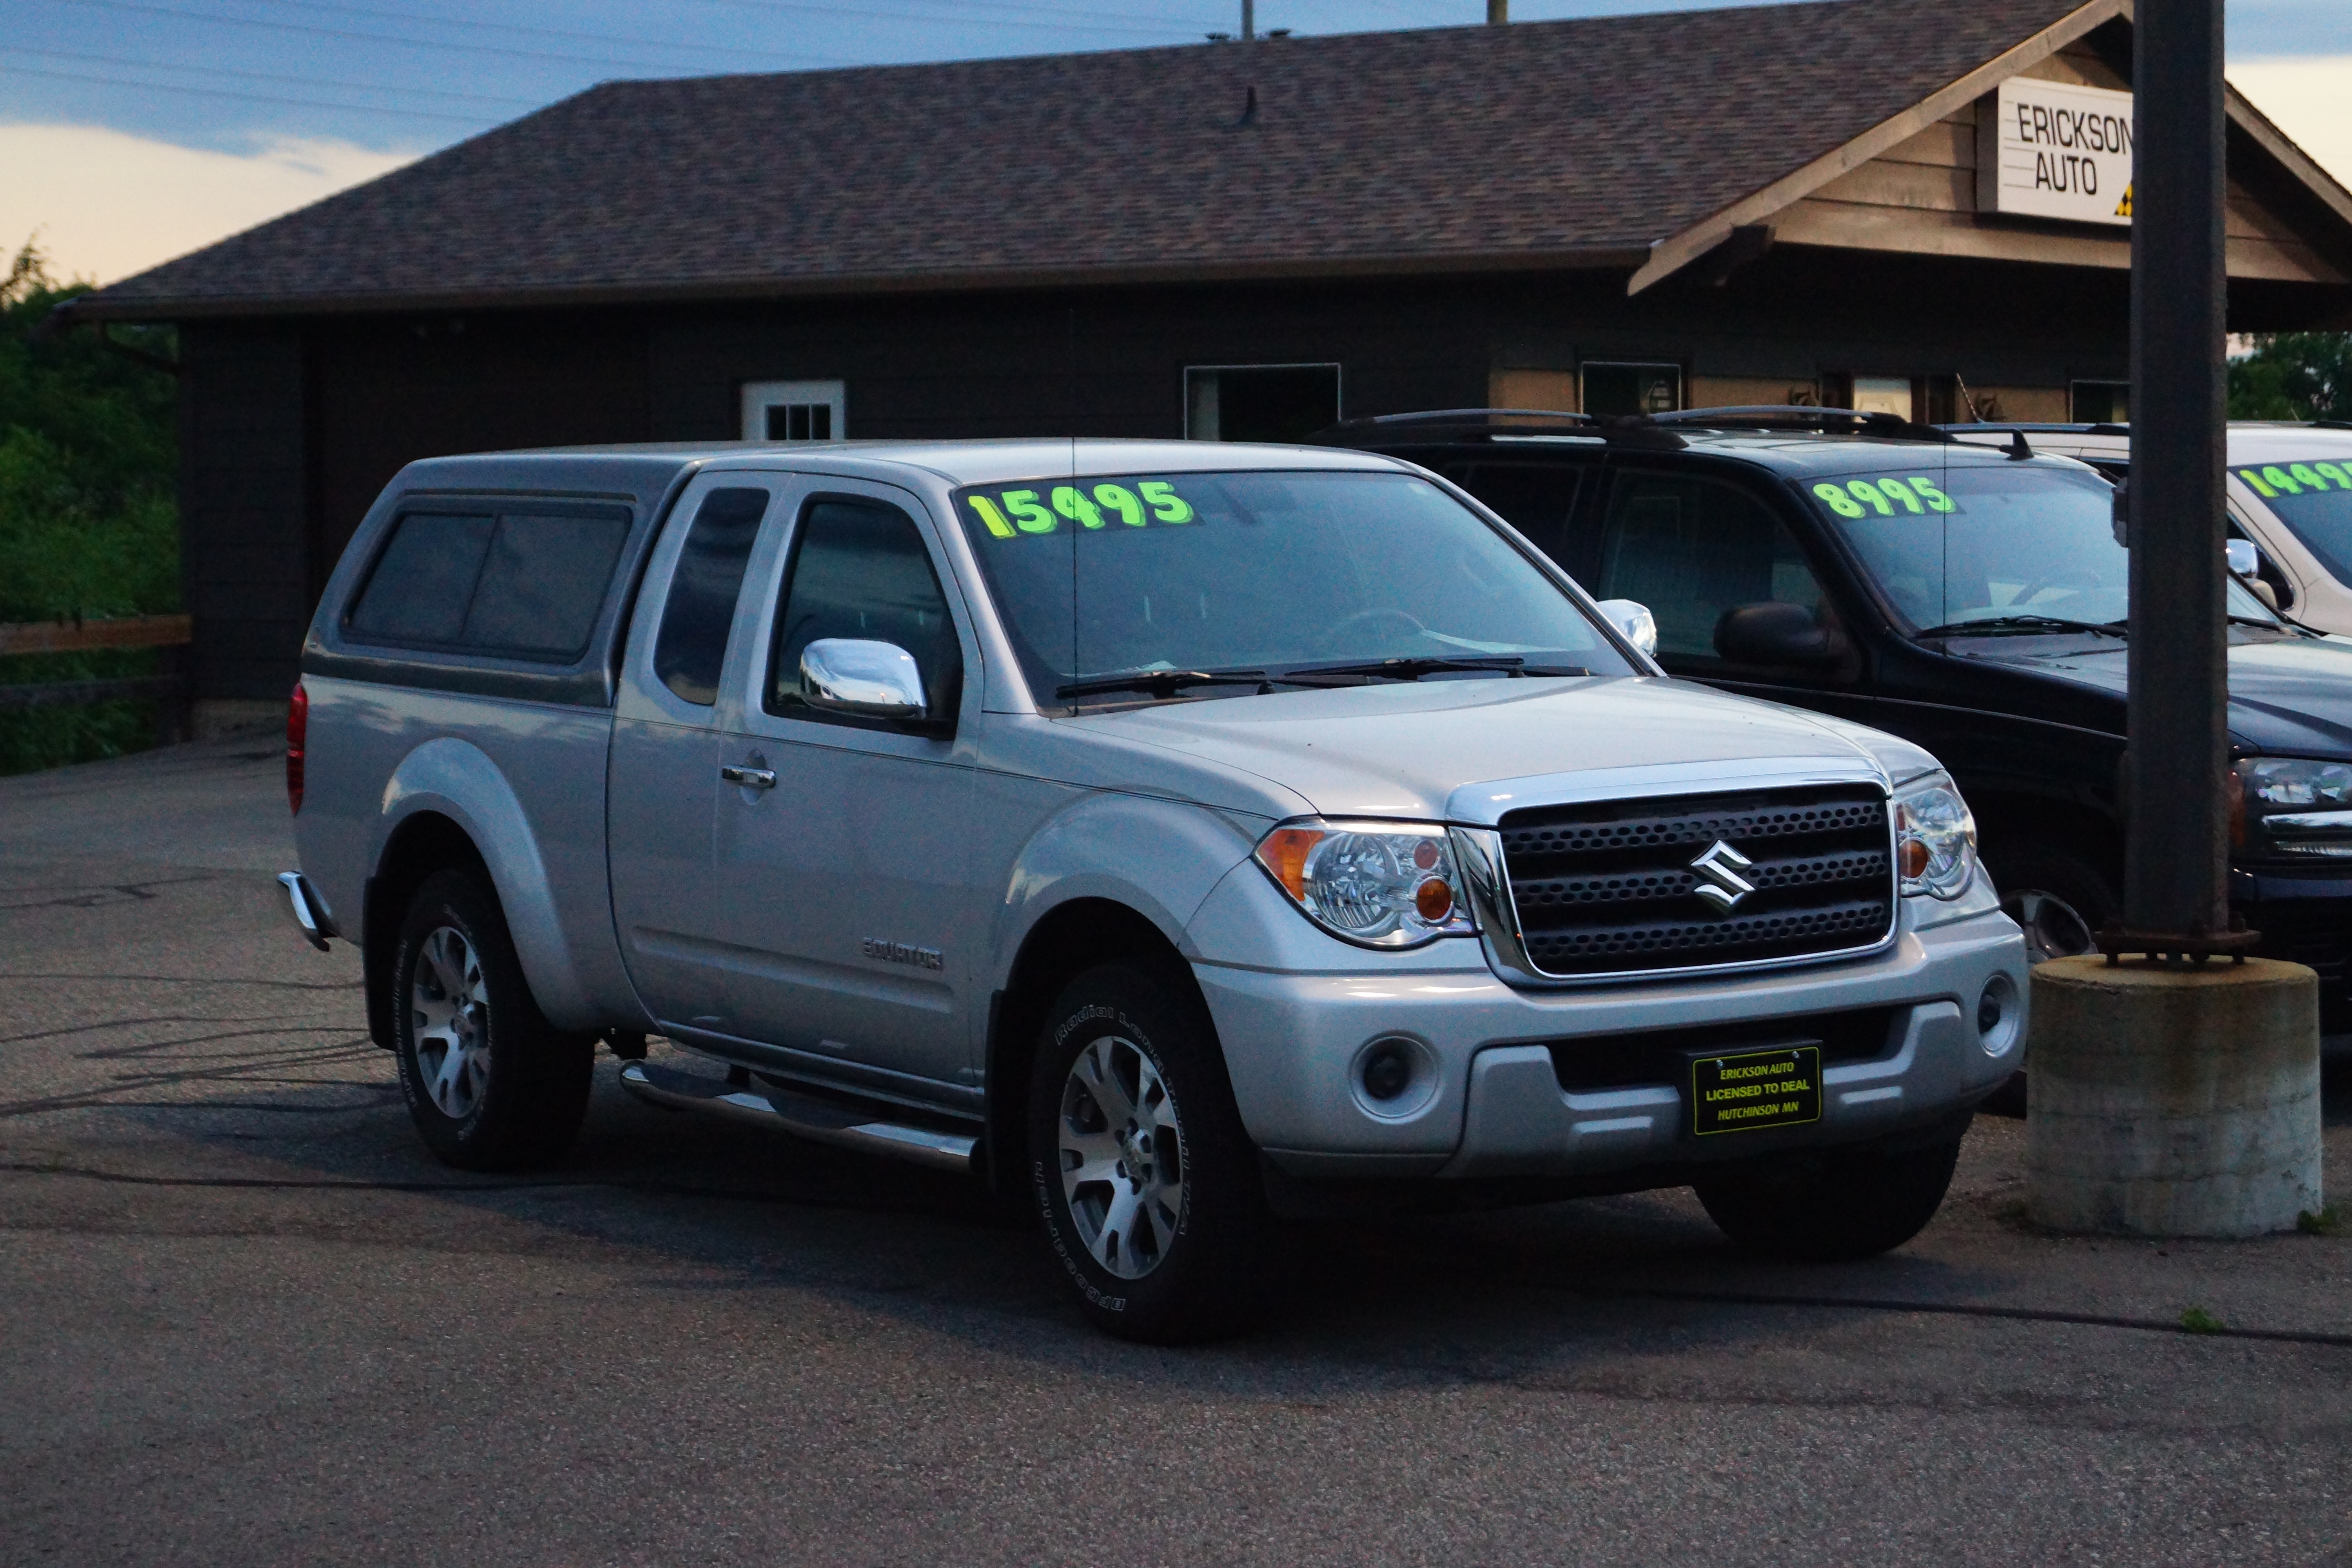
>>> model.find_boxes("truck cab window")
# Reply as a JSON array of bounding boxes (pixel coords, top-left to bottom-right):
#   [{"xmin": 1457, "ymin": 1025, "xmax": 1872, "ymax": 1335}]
[
  {"xmin": 653, "ymin": 487, "xmax": 769, "ymax": 705},
  {"xmin": 766, "ymin": 498, "xmax": 959, "ymax": 720},
  {"xmin": 1598, "ymin": 474, "xmax": 1824, "ymax": 661}
]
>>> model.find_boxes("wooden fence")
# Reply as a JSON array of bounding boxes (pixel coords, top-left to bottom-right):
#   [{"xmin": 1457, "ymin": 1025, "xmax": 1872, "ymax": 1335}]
[{"xmin": 0, "ymin": 615, "xmax": 194, "ymax": 740}]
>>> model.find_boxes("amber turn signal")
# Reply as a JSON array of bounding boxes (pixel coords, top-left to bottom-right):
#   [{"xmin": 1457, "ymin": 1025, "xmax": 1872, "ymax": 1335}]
[
  {"xmin": 1414, "ymin": 878, "xmax": 1454, "ymax": 921},
  {"xmin": 1257, "ymin": 826, "xmax": 1321, "ymax": 899}
]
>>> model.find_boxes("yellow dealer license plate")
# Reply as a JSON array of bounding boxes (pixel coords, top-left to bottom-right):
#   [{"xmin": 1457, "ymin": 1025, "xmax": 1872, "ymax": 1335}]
[{"xmin": 1690, "ymin": 1044, "xmax": 1822, "ymax": 1137}]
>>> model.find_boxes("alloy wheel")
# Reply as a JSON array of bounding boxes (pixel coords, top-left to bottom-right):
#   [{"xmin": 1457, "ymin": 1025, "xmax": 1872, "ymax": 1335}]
[
  {"xmin": 1058, "ymin": 1035, "xmax": 1187, "ymax": 1280},
  {"xmin": 2002, "ymin": 887, "xmax": 2096, "ymax": 964},
  {"xmin": 411, "ymin": 924, "xmax": 492, "ymax": 1120}
]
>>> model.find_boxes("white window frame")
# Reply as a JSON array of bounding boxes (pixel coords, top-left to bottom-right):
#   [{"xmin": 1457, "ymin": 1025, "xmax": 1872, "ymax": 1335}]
[
  {"xmin": 741, "ymin": 379, "xmax": 847, "ymax": 443},
  {"xmin": 1183, "ymin": 362, "xmax": 1343, "ymax": 441},
  {"xmin": 1578, "ymin": 361, "xmax": 1684, "ymax": 418}
]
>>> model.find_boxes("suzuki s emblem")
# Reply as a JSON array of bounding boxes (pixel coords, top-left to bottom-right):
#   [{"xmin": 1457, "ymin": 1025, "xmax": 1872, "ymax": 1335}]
[{"xmin": 1689, "ymin": 840, "xmax": 1757, "ymax": 912}]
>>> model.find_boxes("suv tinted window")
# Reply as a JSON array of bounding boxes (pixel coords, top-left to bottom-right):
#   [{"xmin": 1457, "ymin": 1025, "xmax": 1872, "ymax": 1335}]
[
  {"xmin": 766, "ymin": 498, "xmax": 959, "ymax": 722},
  {"xmin": 1445, "ymin": 463, "xmax": 1584, "ymax": 566},
  {"xmin": 346, "ymin": 503, "xmax": 631, "ymax": 662},
  {"xmin": 1598, "ymin": 474, "xmax": 1823, "ymax": 660},
  {"xmin": 654, "ymin": 487, "xmax": 770, "ymax": 704}
]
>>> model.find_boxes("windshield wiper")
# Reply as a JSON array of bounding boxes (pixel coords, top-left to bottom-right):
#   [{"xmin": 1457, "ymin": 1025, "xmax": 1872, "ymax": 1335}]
[
  {"xmin": 1914, "ymin": 614, "xmax": 2128, "ymax": 640},
  {"xmin": 1279, "ymin": 655, "xmax": 1591, "ymax": 684},
  {"xmin": 1055, "ymin": 668, "xmax": 1271, "ymax": 702}
]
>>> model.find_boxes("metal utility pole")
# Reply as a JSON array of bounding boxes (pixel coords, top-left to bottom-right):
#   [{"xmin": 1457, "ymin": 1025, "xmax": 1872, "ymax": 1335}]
[
  {"xmin": 2122, "ymin": 0, "xmax": 2234, "ymax": 952},
  {"xmin": 1241, "ymin": 0, "xmax": 1254, "ymax": 41}
]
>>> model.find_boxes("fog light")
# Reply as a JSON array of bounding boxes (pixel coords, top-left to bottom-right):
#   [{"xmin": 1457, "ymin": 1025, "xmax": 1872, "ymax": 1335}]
[
  {"xmin": 1977, "ymin": 973, "xmax": 2022, "ymax": 1057},
  {"xmin": 1361, "ymin": 1040, "xmax": 1414, "ymax": 1101}
]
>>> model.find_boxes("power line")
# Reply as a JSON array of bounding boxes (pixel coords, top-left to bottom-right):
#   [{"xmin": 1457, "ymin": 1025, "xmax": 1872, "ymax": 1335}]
[
  {"xmin": 223, "ymin": 0, "xmax": 866, "ymax": 67},
  {"xmin": 1, "ymin": 44, "xmax": 541, "ymax": 106},
  {"xmin": 669, "ymin": 0, "xmax": 1194, "ymax": 40},
  {"xmin": 43, "ymin": 0, "xmax": 853, "ymax": 73},
  {"xmin": 0, "ymin": 62, "xmax": 499, "ymax": 123}
]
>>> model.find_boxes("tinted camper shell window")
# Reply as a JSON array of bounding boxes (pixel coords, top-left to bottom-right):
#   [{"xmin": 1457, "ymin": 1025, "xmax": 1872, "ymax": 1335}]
[{"xmin": 302, "ymin": 456, "xmax": 692, "ymax": 709}]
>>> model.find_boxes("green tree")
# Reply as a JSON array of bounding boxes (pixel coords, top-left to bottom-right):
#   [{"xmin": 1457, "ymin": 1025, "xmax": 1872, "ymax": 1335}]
[
  {"xmin": 2228, "ymin": 332, "xmax": 2352, "ymax": 421},
  {"xmin": 0, "ymin": 237, "xmax": 182, "ymax": 772}
]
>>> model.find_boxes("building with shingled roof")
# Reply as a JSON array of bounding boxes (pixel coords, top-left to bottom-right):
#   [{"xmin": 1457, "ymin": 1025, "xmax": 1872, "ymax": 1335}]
[{"xmin": 56, "ymin": 0, "xmax": 2352, "ymax": 728}]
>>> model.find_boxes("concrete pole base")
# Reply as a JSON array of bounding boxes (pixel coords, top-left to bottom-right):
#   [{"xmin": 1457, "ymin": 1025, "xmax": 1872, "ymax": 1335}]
[{"xmin": 2025, "ymin": 955, "xmax": 2322, "ymax": 1236}]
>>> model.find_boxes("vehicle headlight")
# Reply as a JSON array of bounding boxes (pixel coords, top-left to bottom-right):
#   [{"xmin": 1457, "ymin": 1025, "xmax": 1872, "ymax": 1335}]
[
  {"xmin": 2235, "ymin": 757, "xmax": 2352, "ymax": 857},
  {"xmin": 1253, "ymin": 819, "xmax": 1479, "ymax": 947},
  {"xmin": 1894, "ymin": 771, "xmax": 1976, "ymax": 899}
]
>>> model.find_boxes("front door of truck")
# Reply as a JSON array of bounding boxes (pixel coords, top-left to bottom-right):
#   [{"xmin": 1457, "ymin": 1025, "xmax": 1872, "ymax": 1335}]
[
  {"xmin": 705, "ymin": 482, "xmax": 980, "ymax": 1089},
  {"xmin": 609, "ymin": 475, "xmax": 782, "ymax": 1028}
]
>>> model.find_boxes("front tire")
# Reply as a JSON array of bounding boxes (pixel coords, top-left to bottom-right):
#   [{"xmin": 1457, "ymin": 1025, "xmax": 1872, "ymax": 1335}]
[
  {"xmin": 1027, "ymin": 963, "xmax": 1267, "ymax": 1343},
  {"xmin": 1695, "ymin": 1133, "xmax": 1964, "ymax": 1261},
  {"xmin": 392, "ymin": 867, "xmax": 593, "ymax": 1171}
]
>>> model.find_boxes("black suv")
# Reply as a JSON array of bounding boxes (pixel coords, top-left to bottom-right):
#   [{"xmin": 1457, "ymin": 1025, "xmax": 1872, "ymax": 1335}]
[{"xmin": 1318, "ymin": 407, "xmax": 2352, "ymax": 1035}]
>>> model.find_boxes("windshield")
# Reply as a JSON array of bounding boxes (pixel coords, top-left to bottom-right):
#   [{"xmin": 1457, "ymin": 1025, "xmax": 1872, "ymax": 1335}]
[
  {"xmin": 1804, "ymin": 460, "xmax": 2277, "ymax": 632},
  {"xmin": 954, "ymin": 469, "xmax": 1635, "ymax": 701},
  {"xmin": 2235, "ymin": 457, "xmax": 2352, "ymax": 583}
]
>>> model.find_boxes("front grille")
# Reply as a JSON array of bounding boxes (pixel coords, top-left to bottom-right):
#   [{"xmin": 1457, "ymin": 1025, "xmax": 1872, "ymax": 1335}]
[{"xmin": 1500, "ymin": 785, "xmax": 1895, "ymax": 978}]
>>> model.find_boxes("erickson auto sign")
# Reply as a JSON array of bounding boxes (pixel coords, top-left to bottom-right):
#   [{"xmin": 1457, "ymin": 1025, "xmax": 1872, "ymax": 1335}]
[{"xmin": 1978, "ymin": 75, "xmax": 2134, "ymax": 228}]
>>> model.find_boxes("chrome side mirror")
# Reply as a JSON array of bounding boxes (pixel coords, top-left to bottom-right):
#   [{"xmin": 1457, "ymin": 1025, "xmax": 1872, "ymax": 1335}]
[
  {"xmin": 800, "ymin": 638, "xmax": 927, "ymax": 718},
  {"xmin": 1594, "ymin": 598, "xmax": 1659, "ymax": 659},
  {"xmin": 2226, "ymin": 538, "xmax": 2260, "ymax": 578}
]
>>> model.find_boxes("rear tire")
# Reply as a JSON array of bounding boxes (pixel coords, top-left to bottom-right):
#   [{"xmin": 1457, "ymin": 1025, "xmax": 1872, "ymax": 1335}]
[
  {"xmin": 1695, "ymin": 1133, "xmax": 1964, "ymax": 1261},
  {"xmin": 392, "ymin": 867, "xmax": 593, "ymax": 1171},
  {"xmin": 1027, "ymin": 962, "xmax": 1268, "ymax": 1344}
]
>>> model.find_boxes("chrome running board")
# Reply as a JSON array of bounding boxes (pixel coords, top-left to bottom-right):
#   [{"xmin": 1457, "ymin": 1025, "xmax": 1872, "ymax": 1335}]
[{"xmin": 618, "ymin": 1060, "xmax": 977, "ymax": 1175}]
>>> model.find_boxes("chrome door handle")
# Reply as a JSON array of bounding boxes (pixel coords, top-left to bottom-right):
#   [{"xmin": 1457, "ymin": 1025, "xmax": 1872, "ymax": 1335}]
[{"xmin": 720, "ymin": 765, "xmax": 777, "ymax": 790}]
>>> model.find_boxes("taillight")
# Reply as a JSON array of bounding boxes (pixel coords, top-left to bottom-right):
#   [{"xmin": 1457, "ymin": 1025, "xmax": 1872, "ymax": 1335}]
[{"xmin": 287, "ymin": 680, "xmax": 307, "ymax": 815}]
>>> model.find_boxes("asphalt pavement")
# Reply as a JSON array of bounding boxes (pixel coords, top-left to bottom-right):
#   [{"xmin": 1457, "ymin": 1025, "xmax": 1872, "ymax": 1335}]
[{"xmin": 3, "ymin": 740, "xmax": 2350, "ymax": 1566}]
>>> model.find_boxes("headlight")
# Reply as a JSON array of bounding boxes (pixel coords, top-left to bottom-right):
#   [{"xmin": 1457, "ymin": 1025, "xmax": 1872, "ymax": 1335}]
[
  {"xmin": 2236, "ymin": 757, "xmax": 2352, "ymax": 857},
  {"xmin": 1253, "ymin": 819, "xmax": 1479, "ymax": 947},
  {"xmin": 1894, "ymin": 771, "xmax": 1976, "ymax": 899}
]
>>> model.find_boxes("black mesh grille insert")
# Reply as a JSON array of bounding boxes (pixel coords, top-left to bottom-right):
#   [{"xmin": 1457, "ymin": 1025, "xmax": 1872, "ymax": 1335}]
[{"xmin": 1501, "ymin": 785, "xmax": 1894, "ymax": 978}]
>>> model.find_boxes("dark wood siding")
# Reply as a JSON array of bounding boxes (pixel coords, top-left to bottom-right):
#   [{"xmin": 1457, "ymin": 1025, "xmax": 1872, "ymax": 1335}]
[
  {"xmin": 179, "ymin": 256, "xmax": 2176, "ymax": 704},
  {"xmin": 312, "ymin": 311, "xmax": 653, "ymax": 578},
  {"xmin": 179, "ymin": 325, "xmax": 310, "ymax": 702}
]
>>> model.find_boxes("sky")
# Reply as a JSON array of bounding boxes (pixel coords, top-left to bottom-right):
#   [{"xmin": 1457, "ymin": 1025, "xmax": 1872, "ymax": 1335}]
[{"xmin": 4, "ymin": 0, "xmax": 2350, "ymax": 286}]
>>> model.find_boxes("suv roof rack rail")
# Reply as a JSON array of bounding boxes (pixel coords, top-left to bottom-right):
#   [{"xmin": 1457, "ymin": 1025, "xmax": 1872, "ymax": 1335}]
[
  {"xmin": 1312, "ymin": 408, "xmax": 1599, "ymax": 442},
  {"xmin": 1646, "ymin": 405, "xmax": 1953, "ymax": 442},
  {"xmin": 1935, "ymin": 421, "xmax": 2131, "ymax": 437}
]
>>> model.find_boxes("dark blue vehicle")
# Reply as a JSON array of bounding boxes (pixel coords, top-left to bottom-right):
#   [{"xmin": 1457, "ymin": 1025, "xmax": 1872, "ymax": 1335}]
[{"xmin": 1322, "ymin": 407, "xmax": 2352, "ymax": 1040}]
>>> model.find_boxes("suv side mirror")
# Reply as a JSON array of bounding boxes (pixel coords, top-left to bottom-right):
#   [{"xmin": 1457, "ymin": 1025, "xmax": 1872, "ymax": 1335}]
[
  {"xmin": 1593, "ymin": 598, "xmax": 1659, "ymax": 658},
  {"xmin": 801, "ymin": 638, "xmax": 928, "ymax": 718},
  {"xmin": 1714, "ymin": 601, "xmax": 1850, "ymax": 670},
  {"xmin": 2227, "ymin": 537, "xmax": 2284, "ymax": 613}
]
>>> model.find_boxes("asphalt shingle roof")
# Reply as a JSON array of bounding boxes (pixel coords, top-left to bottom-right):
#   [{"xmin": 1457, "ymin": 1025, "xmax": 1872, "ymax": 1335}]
[{"xmin": 90, "ymin": 0, "xmax": 2086, "ymax": 316}]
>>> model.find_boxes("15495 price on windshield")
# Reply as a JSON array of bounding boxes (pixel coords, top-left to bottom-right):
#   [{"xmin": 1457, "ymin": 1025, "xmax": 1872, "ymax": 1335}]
[{"xmin": 964, "ymin": 480, "xmax": 1198, "ymax": 538}]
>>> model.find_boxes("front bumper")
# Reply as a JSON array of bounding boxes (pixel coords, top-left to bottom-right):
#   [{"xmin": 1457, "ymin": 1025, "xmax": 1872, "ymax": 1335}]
[
  {"xmin": 2236, "ymin": 866, "xmax": 2352, "ymax": 1034},
  {"xmin": 1194, "ymin": 903, "xmax": 2024, "ymax": 1183}
]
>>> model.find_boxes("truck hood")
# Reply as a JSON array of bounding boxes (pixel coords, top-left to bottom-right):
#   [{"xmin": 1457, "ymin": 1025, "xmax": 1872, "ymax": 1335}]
[
  {"xmin": 1065, "ymin": 675, "xmax": 1908, "ymax": 822},
  {"xmin": 1964, "ymin": 633, "xmax": 2352, "ymax": 757}
]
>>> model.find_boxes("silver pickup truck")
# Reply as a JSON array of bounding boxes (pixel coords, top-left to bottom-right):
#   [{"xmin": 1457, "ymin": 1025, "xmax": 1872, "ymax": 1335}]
[{"xmin": 281, "ymin": 438, "xmax": 2025, "ymax": 1341}]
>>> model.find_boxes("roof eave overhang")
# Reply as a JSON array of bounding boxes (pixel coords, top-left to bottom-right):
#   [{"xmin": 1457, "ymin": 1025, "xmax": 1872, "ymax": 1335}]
[
  {"xmin": 63, "ymin": 244, "xmax": 1655, "ymax": 324},
  {"xmin": 1628, "ymin": 0, "xmax": 2128, "ymax": 295}
]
